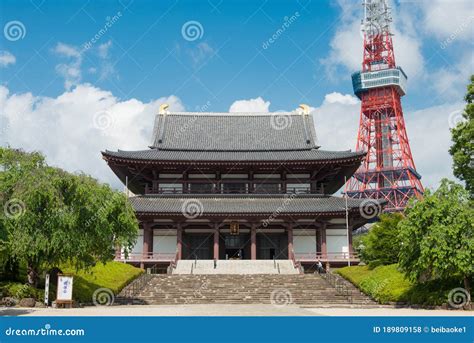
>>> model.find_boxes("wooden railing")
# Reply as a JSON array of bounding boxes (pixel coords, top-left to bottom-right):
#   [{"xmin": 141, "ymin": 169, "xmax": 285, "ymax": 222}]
[
  {"xmin": 294, "ymin": 252, "xmax": 359, "ymax": 262},
  {"xmin": 144, "ymin": 184, "xmax": 323, "ymax": 195},
  {"xmin": 115, "ymin": 252, "xmax": 176, "ymax": 262}
]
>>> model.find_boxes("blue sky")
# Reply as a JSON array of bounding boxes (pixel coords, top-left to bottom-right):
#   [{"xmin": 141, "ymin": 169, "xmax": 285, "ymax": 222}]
[{"xmin": 0, "ymin": 0, "xmax": 473, "ymax": 190}]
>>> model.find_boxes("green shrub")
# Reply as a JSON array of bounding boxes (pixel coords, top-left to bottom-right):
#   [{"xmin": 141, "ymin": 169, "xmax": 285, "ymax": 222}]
[
  {"xmin": 336, "ymin": 264, "xmax": 461, "ymax": 305},
  {"xmin": 0, "ymin": 282, "xmax": 44, "ymax": 301},
  {"xmin": 60, "ymin": 261, "xmax": 143, "ymax": 303}
]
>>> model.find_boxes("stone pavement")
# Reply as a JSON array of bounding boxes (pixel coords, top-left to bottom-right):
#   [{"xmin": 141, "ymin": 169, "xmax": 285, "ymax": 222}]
[{"xmin": 0, "ymin": 305, "xmax": 468, "ymax": 317}]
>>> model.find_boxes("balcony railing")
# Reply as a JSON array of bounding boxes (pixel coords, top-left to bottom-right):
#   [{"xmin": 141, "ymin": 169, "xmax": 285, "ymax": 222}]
[
  {"xmin": 294, "ymin": 252, "xmax": 359, "ymax": 262},
  {"xmin": 115, "ymin": 252, "xmax": 176, "ymax": 262},
  {"xmin": 144, "ymin": 185, "xmax": 320, "ymax": 195}
]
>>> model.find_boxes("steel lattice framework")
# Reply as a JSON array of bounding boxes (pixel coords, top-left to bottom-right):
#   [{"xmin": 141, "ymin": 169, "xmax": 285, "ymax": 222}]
[{"xmin": 345, "ymin": 0, "xmax": 423, "ymax": 212}]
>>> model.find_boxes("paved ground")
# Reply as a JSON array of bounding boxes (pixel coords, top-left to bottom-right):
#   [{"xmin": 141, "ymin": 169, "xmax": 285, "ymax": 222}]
[{"xmin": 1, "ymin": 305, "xmax": 470, "ymax": 317}]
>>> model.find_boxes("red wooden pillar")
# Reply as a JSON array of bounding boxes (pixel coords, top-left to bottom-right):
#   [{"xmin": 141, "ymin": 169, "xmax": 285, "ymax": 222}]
[
  {"xmin": 316, "ymin": 227, "xmax": 321, "ymax": 258},
  {"xmin": 287, "ymin": 225, "xmax": 294, "ymax": 260},
  {"xmin": 251, "ymin": 224, "xmax": 257, "ymax": 260},
  {"xmin": 321, "ymin": 224, "xmax": 327, "ymax": 259},
  {"xmin": 177, "ymin": 224, "xmax": 183, "ymax": 260},
  {"xmin": 213, "ymin": 224, "xmax": 219, "ymax": 260},
  {"xmin": 143, "ymin": 224, "xmax": 153, "ymax": 259}
]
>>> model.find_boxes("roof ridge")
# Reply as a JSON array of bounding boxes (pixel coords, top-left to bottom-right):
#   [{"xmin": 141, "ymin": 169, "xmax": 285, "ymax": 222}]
[{"xmin": 161, "ymin": 112, "xmax": 302, "ymax": 116}]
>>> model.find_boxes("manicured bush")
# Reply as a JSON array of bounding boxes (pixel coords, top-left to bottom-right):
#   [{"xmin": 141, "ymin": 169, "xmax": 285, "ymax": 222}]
[
  {"xmin": 336, "ymin": 264, "xmax": 469, "ymax": 305},
  {"xmin": 59, "ymin": 261, "xmax": 143, "ymax": 303}
]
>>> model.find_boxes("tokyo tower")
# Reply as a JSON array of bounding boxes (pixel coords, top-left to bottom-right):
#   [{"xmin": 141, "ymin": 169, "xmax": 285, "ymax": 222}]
[{"xmin": 345, "ymin": 0, "xmax": 423, "ymax": 212}]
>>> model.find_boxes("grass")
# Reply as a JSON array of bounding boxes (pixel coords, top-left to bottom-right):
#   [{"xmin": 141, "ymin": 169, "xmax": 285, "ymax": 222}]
[
  {"xmin": 60, "ymin": 261, "xmax": 144, "ymax": 303},
  {"xmin": 336, "ymin": 264, "xmax": 468, "ymax": 306},
  {"xmin": 1, "ymin": 261, "xmax": 143, "ymax": 304}
]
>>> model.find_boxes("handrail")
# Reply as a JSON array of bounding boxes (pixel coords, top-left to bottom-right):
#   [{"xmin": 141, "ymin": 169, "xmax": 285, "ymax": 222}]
[
  {"xmin": 294, "ymin": 252, "xmax": 359, "ymax": 261},
  {"xmin": 291, "ymin": 249, "xmax": 304, "ymax": 274},
  {"xmin": 116, "ymin": 252, "xmax": 176, "ymax": 262},
  {"xmin": 277, "ymin": 263, "xmax": 280, "ymax": 274},
  {"xmin": 321, "ymin": 270, "xmax": 352, "ymax": 303},
  {"xmin": 121, "ymin": 268, "xmax": 155, "ymax": 299}
]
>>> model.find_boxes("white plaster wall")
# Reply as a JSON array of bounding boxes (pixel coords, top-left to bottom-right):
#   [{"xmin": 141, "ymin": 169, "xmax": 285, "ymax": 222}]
[
  {"xmin": 326, "ymin": 232, "xmax": 348, "ymax": 254},
  {"xmin": 130, "ymin": 229, "xmax": 143, "ymax": 254},
  {"xmin": 153, "ymin": 235, "xmax": 177, "ymax": 254},
  {"xmin": 294, "ymin": 235, "xmax": 316, "ymax": 254}
]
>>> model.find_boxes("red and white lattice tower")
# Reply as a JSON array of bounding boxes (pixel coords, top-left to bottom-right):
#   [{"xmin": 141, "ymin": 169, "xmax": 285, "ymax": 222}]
[{"xmin": 345, "ymin": 0, "xmax": 423, "ymax": 212}]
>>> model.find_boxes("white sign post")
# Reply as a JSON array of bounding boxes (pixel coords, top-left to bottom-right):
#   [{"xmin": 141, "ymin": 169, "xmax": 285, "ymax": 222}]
[
  {"xmin": 44, "ymin": 274, "xmax": 50, "ymax": 306},
  {"xmin": 56, "ymin": 275, "xmax": 74, "ymax": 308}
]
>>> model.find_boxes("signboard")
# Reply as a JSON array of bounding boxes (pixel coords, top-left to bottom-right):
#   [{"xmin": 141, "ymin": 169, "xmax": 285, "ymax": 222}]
[
  {"xmin": 56, "ymin": 275, "xmax": 74, "ymax": 302},
  {"xmin": 44, "ymin": 274, "xmax": 50, "ymax": 306},
  {"xmin": 230, "ymin": 222, "xmax": 239, "ymax": 235}
]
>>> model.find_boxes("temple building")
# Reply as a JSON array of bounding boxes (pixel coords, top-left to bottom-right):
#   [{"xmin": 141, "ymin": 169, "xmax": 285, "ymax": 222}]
[{"xmin": 102, "ymin": 104, "xmax": 384, "ymax": 270}]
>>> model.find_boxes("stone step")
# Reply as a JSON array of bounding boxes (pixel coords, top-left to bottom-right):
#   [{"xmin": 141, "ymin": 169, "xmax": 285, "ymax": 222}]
[
  {"xmin": 174, "ymin": 260, "xmax": 299, "ymax": 275},
  {"xmin": 118, "ymin": 273, "xmax": 378, "ymax": 307}
]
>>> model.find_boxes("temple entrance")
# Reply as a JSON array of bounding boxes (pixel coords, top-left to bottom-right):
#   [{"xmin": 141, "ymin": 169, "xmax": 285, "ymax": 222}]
[
  {"xmin": 257, "ymin": 233, "xmax": 288, "ymax": 259},
  {"xmin": 223, "ymin": 234, "xmax": 249, "ymax": 260},
  {"xmin": 182, "ymin": 233, "xmax": 213, "ymax": 259}
]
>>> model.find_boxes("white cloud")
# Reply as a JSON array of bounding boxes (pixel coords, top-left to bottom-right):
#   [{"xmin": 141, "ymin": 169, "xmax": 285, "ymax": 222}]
[
  {"xmin": 428, "ymin": 52, "xmax": 474, "ymax": 101},
  {"xmin": 0, "ymin": 51, "xmax": 16, "ymax": 68},
  {"xmin": 311, "ymin": 91, "xmax": 459, "ymax": 190},
  {"xmin": 53, "ymin": 42, "xmax": 83, "ymax": 90},
  {"xmin": 406, "ymin": 102, "xmax": 462, "ymax": 190},
  {"xmin": 321, "ymin": 1, "xmax": 425, "ymax": 81},
  {"xmin": 0, "ymin": 84, "xmax": 184, "ymax": 188},
  {"xmin": 415, "ymin": 0, "xmax": 474, "ymax": 41},
  {"xmin": 323, "ymin": 92, "xmax": 358, "ymax": 105},
  {"xmin": 229, "ymin": 96, "xmax": 270, "ymax": 112},
  {"xmin": 0, "ymin": 83, "xmax": 458, "ymax": 193},
  {"xmin": 98, "ymin": 40, "xmax": 112, "ymax": 59},
  {"xmin": 188, "ymin": 42, "xmax": 216, "ymax": 66}
]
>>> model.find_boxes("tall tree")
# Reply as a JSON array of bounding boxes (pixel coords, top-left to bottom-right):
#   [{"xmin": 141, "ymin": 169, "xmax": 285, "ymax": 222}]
[
  {"xmin": 450, "ymin": 75, "xmax": 474, "ymax": 195},
  {"xmin": 359, "ymin": 213, "xmax": 403, "ymax": 266},
  {"xmin": 398, "ymin": 179, "xmax": 473, "ymax": 293},
  {"xmin": 0, "ymin": 148, "xmax": 139, "ymax": 286}
]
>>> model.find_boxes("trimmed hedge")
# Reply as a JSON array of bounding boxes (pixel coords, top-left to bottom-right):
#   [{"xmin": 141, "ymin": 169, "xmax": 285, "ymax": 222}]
[
  {"xmin": 336, "ymin": 264, "xmax": 468, "ymax": 306},
  {"xmin": 60, "ymin": 262, "xmax": 143, "ymax": 303}
]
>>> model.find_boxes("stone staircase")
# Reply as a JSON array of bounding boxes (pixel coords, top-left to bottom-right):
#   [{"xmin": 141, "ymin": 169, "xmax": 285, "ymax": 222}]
[
  {"xmin": 173, "ymin": 259, "xmax": 298, "ymax": 275},
  {"xmin": 119, "ymin": 274, "xmax": 377, "ymax": 307}
]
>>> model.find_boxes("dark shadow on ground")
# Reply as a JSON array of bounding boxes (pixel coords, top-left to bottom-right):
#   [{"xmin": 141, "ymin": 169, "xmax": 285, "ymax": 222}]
[{"xmin": 0, "ymin": 308, "xmax": 34, "ymax": 316}]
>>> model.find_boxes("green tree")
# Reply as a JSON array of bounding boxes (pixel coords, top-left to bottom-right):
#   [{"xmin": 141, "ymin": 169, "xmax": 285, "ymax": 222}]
[
  {"xmin": 0, "ymin": 148, "xmax": 139, "ymax": 286},
  {"xmin": 398, "ymin": 179, "xmax": 473, "ymax": 292},
  {"xmin": 449, "ymin": 75, "xmax": 474, "ymax": 195},
  {"xmin": 359, "ymin": 213, "xmax": 404, "ymax": 266}
]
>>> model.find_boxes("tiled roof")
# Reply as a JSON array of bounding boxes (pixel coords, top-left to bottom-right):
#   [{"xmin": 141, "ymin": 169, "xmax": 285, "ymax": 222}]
[
  {"xmin": 103, "ymin": 148, "xmax": 365, "ymax": 162},
  {"xmin": 150, "ymin": 112, "xmax": 318, "ymax": 151},
  {"xmin": 129, "ymin": 194, "xmax": 384, "ymax": 215}
]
